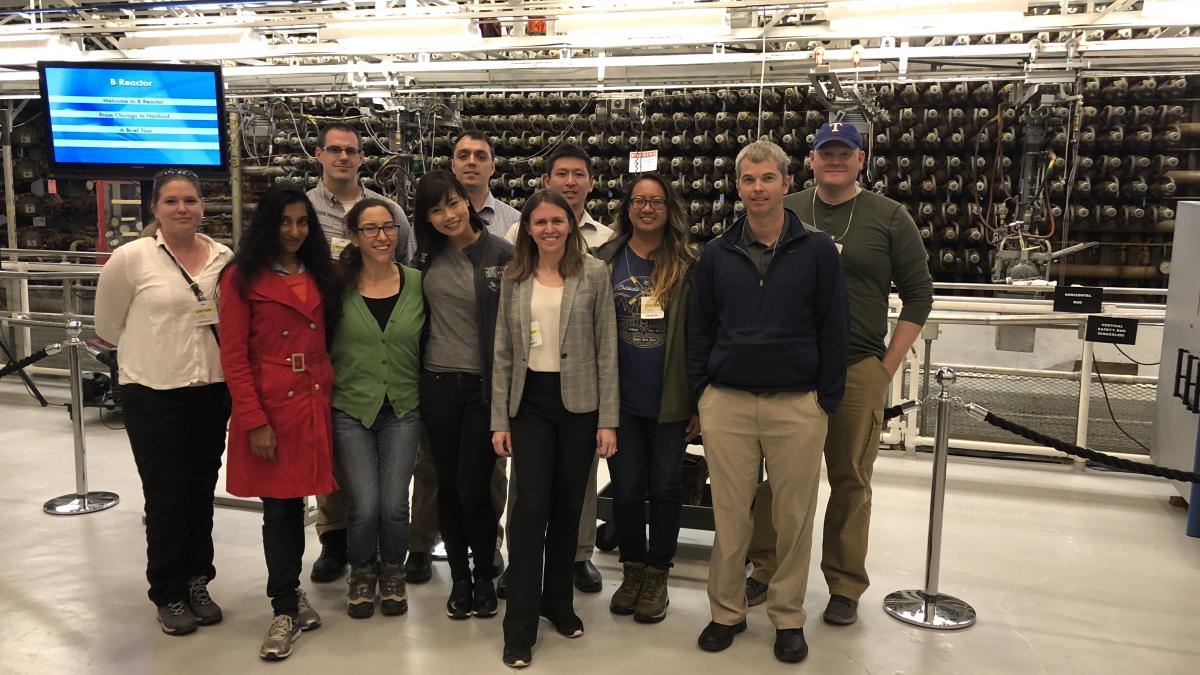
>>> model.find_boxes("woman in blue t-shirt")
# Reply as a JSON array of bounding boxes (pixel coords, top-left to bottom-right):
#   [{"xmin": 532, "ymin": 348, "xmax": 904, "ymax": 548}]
[{"xmin": 590, "ymin": 172, "xmax": 698, "ymax": 624}]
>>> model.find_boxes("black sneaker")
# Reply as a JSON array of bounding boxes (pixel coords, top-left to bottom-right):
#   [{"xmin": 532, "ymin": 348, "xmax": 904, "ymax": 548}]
[
  {"xmin": 405, "ymin": 551, "xmax": 433, "ymax": 584},
  {"xmin": 310, "ymin": 530, "xmax": 348, "ymax": 583},
  {"xmin": 774, "ymin": 628, "xmax": 809, "ymax": 663},
  {"xmin": 745, "ymin": 577, "xmax": 768, "ymax": 607},
  {"xmin": 446, "ymin": 580, "xmax": 473, "ymax": 620},
  {"xmin": 540, "ymin": 610, "xmax": 584, "ymax": 638},
  {"xmin": 186, "ymin": 576, "xmax": 223, "ymax": 626},
  {"xmin": 697, "ymin": 619, "xmax": 747, "ymax": 652},
  {"xmin": 822, "ymin": 594, "xmax": 858, "ymax": 625},
  {"xmin": 502, "ymin": 644, "xmax": 532, "ymax": 668},
  {"xmin": 472, "ymin": 577, "xmax": 498, "ymax": 618}
]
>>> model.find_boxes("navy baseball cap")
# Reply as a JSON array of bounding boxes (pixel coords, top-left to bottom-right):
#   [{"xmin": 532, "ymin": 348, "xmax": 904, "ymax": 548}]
[{"xmin": 813, "ymin": 122, "xmax": 863, "ymax": 150}]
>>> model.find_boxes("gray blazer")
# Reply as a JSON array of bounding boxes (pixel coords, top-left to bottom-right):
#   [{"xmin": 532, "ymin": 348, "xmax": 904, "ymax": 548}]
[{"xmin": 491, "ymin": 256, "xmax": 619, "ymax": 432}]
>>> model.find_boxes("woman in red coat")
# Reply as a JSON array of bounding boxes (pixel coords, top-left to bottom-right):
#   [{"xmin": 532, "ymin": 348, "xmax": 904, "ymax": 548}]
[{"xmin": 218, "ymin": 184, "xmax": 341, "ymax": 661}]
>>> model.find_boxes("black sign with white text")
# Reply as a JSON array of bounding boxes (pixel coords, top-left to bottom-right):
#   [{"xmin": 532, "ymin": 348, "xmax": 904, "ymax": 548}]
[
  {"xmin": 1053, "ymin": 286, "xmax": 1103, "ymax": 313},
  {"xmin": 1085, "ymin": 316, "xmax": 1138, "ymax": 345}
]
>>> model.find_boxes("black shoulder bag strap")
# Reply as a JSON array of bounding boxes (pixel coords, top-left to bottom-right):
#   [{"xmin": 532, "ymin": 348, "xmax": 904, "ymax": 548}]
[{"xmin": 159, "ymin": 243, "xmax": 221, "ymax": 346}]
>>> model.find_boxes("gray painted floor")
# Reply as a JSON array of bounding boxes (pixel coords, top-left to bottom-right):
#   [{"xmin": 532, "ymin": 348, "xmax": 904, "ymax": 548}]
[{"xmin": 2, "ymin": 382, "xmax": 1198, "ymax": 674}]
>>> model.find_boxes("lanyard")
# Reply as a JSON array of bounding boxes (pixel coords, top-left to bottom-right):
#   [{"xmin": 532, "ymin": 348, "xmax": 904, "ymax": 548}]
[
  {"xmin": 159, "ymin": 243, "xmax": 220, "ymax": 345},
  {"xmin": 622, "ymin": 245, "xmax": 654, "ymax": 300}
]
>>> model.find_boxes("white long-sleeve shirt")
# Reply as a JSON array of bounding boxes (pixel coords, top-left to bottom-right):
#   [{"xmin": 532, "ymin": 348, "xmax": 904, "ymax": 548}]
[{"xmin": 94, "ymin": 233, "xmax": 233, "ymax": 390}]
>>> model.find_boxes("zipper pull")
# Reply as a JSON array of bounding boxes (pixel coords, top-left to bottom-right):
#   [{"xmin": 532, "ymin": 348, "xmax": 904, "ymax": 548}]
[{"xmin": 759, "ymin": 277, "xmax": 764, "ymax": 287}]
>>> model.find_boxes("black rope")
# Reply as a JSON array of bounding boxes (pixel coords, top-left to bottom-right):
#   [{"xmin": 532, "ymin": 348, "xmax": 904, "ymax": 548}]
[
  {"xmin": 0, "ymin": 347, "xmax": 53, "ymax": 380},
  {"xmin": 981, "ymin": 411, "xmax": 1200, "ymax": 484}
]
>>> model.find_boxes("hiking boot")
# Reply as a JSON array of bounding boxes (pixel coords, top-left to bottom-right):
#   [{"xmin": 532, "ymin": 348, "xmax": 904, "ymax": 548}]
[
  {"xmin": 634, "ymin": 565, "xmax": 669, "ymax": 624},
  {"xmin": 346, "ymin": 564, "xmax": 378, "ymax": 619},
  {"xmin": 745, "ymin": 576, "xmax": 768, "ymax": 607},
  {"xmin": 609, "ymin": 562, "xmax": 645, "ymax": 616},
  {"xmin": 297, "ymin": 589, "xmax": 321, "ymax": 631},
  {"xmin": 258, "ymin": 614, "xmax": 300, "ymax": 661},
  {"xmin": 822, "ymin": 594, "xmax": 859, "ymax": 625},
  {"xmin": 379, "ymin": 563, "xmax": 408, "ymax": 616},
  {"xmin": 472, "ymin": 577, "xmax": 498, "ymax": 618},
  {"xmin": 404, "ymin": 551, "xmax": 433, "ymax": 584},
  {"xmin": 186, "ymin": 576, "xmax": 222, "ymax": 626},
  {"xmin": 157, "ymin": 600, "xmax": 197, "ymax": 636},
  {"xmin": 310, "ymin": 529, "xmax": 348, "ymax": 583},
  {"xmin": 447, "ymin": 579, "xmax": 473, "ymax": 620}
]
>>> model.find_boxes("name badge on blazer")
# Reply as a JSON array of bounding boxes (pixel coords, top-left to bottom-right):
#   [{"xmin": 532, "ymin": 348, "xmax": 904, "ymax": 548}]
[{"xmin": 530, "ymin": 321, "xmax": 544, "ymax": 347}]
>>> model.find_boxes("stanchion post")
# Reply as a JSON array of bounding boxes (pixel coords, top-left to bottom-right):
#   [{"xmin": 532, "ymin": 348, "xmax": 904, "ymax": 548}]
[
  {"xmin": 884, "ymin": 367, "xmax": 976, "ymax": 630},
  {"xmin": 43, "ymin": 320, "xmax": 119, "ymax": 516}
]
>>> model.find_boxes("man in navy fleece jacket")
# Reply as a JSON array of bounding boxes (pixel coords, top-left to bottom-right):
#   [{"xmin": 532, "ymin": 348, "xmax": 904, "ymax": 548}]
[{"xmin": 689, "ymin": 140, "xmax": 848, "ymax": 664}]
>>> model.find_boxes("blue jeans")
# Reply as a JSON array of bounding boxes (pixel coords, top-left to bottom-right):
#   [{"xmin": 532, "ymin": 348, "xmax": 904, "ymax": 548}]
[
  {"xmin": 333, "ymin": 407, "xmax": 421, "ymax": 567},
  {"xmin": 607, "ymin": 411, "xmax": 687, "ymax": 568}
]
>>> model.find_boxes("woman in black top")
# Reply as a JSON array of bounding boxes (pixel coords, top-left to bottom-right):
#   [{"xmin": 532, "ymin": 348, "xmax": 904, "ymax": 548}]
[{"xmin": 413, "ymin": 170, "xmax": 514, "ymax": 619}]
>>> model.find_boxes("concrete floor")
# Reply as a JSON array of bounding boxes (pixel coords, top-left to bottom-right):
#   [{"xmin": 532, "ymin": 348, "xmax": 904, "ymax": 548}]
[{"xmin": 2, "ymin": 381, "xmax": 1199, "ymax": 675}]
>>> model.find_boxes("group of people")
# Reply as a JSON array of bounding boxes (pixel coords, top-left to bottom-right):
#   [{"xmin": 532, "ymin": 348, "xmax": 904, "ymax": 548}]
[{"xmin": 93, "ymin": 119, "xmax": 932, "ymax": 668}]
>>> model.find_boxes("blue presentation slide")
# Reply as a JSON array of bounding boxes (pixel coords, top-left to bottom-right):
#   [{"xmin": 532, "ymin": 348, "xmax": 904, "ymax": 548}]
[{"xmin": 43, "ymin": 66, "xmax": 222, "ymax": 168}]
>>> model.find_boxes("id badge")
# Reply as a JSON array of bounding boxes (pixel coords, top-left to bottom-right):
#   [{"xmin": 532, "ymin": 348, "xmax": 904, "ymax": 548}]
[
  {"xmin": 835, "ymin": 242, "xmax": 844, "ymax": 255},
  {"xmin": 530, "ymin": 321, "xmax": 544, "ymax": 347},
  {"xmin": 193, "ymin": 300, "xmax": 218, "ymax": 327},
  {"xmin": 640, "ymin": 297, "xmax": 665, "ymax": 320},
  {"xmin": 330, "ymin": 236, "xmax": 351, "ymax": 259}
]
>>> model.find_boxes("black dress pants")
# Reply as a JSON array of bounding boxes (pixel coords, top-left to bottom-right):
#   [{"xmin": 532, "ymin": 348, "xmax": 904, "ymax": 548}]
[
  {"xmin": 262, "ymin": 497, "xmax": 306, "ymax": 616},
  {"xmin": 420, "ymin": 371, "xmax": 498, "ymax": 583},
  {"xmin": 502, "ymin": 371, "xmax": 598, "ymax": 649},
  {"xmin": 122, "ymin": 383, "xmax": 230, "ymax": 607}
]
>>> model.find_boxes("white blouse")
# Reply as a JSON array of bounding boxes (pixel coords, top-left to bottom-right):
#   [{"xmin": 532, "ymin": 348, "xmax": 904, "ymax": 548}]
[
  {"xmin": 94, "ymin": 232, "xmax": 233, "ymax": 390},
  {"xmin": 528, "ymin": 278, "xmax": 564, "ymax": 373}
]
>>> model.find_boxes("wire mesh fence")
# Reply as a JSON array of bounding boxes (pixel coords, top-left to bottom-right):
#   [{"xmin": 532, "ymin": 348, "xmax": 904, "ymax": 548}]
[{"xmin": 905, "ymin": 363, "xmax": 1156, "ymax": 456}]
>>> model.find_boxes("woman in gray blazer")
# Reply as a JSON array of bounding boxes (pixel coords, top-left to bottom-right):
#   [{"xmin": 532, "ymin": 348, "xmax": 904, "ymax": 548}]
[{"xmin": 491, "ymin": 189, "xmax": 618, "ymax": 669}]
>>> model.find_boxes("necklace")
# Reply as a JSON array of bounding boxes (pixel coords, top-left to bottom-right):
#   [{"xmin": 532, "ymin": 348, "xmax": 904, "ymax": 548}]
[{"xmin": 813, "ymin": 188, "xmax": 859, "ymax": 243}]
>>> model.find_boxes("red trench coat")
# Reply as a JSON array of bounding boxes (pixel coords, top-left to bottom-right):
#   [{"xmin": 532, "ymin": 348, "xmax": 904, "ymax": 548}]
[{"xmin": 219, "ymin": 266, "xmax": 337, "ymax": 499}]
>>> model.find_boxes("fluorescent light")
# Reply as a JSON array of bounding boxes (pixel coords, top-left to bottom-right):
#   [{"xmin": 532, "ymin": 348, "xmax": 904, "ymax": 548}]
[
  {"xmin": 0, "ymin": 36, "xmax": 79, "ymax": 66},
  {"xmin": 1141, "ymin": 0, "xmax": 1200, "ymax": 20},
  {"xmin": 555, "ymin": 7, "xmax": 730, "ymax": 41},
  {"xmin": 321, "ymin": 16, "xmax": 479, "ymax": 52},
  {"xmin": 117, "ymin": 27, "xmax": 263, "ymax": 49},
  {"xmin": 827, "ymin": 0, "xmax": 1027, "ymax": 33}
]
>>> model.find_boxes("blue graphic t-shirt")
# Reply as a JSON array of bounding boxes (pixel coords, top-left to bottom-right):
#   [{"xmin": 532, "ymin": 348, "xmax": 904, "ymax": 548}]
[{"xmin": 612, "ymin": 244, "xmax": 667, "ymax": 418}]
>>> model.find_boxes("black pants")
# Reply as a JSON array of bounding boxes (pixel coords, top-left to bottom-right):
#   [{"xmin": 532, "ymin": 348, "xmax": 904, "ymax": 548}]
[
  {"xmin": 122, "ymin": 383, "xmax": 230, "ymax": 607},
  {"xmin": 420, "ymin": 371, "xmax": 498, "ymax": 583},
  {"xmin": 609, "ymin": 411, "xmax": 688, "ymax": 568},
  {"xmin": 503, "ymin": 371, "xmax": 597, "ymax": 648},
  {"xmin": 263, "ymin": 497, "xmax": 305, "ymax": 616}
]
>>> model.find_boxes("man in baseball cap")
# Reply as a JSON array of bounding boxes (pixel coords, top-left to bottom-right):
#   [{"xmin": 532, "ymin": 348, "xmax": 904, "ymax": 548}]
[{"xmin": 744, "ymin": 119, "xmax": 934, "ymax": 630}]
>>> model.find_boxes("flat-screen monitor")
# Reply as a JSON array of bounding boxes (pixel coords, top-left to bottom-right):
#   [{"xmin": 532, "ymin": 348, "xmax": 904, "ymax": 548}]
[{"xmin": 37, "ymin": 61, "xmax": 229, "ymax": 179}]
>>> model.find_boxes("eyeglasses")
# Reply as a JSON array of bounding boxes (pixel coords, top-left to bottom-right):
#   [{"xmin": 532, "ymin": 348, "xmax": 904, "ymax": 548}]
[
  {"xmin": 153, "ymin": 168, "xmax": 199, "ymax": 184},
  {"xmin": 321, "ymin": 145, "xmax": 361, "ymax": 157},
  {"xmin": 355, "ymin": 224, "xmax": 398, "ymax": 238},
  {"xmin": 631, "ymin": 196, "xmax": 667, "ymax": 211}
]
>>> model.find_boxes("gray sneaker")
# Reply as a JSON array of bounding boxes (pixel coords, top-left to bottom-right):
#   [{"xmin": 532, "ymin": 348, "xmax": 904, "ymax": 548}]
[
  {"xmin": 186, "ymin": 576, "xmax": 222, "ymax": 626},
  {"xmin": 297, "ymin": 589, "xmax": 321, "ymax": 631},
  {"xmin": 745, "ymin": 577, "xmax": 768, "ymax": 607},
  {"xmin": 346, "ymin": 564, "xmax": 378, "ymax": 619},
  {"xmin": 822, "ymin": 594, "xmax": 859, "ymax": 625},
  {"xmin": 259, "ymin": 614, "xmax": 301, "ymax": 661},
  {"xmin": 157, "ymin": 600, "xmax": 197, "ymax": 636}
]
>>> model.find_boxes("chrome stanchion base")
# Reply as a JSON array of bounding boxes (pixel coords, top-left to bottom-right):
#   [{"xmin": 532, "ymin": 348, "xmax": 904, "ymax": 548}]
[
  {"xmin": 883, "ymin": 589, "xmax": 976, "ymax": 630},
  {"xmin": 43, "ymin": 491, "xmax": 120, "ymax": 516}
]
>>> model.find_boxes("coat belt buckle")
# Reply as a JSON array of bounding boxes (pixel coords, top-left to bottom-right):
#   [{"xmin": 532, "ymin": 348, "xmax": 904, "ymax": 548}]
[{"xmin": 290, "ymin": 353, "xmax": 306, "ymax": 372}]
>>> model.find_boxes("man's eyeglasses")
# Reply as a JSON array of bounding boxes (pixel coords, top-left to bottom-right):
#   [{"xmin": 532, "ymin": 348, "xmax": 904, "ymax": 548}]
[
  {"xmin": 321, "ymin": 145, "xmax": 361, "ymax": 157},
  {"xmin": 631, "ymin": 196, "xmax": 667, "ymax": 211},
  {"xmin": 355, "ymin": 224, "xmax": 398, "ymax": 238}
]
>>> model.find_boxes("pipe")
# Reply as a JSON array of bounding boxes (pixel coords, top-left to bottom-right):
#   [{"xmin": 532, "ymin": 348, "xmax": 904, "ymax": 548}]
[
  {"xmin": 230, "ymin": 110, "xmax": 243, "ymax": 249},
  {"xmin": 242, "ymin": 166, "xmax": 287, "ymax": 178},
  {"xmin": 1075, "ymin": 340, "xmax": 1094, "ymax": 472},
  {"xmin": 1165, "ymin": 170, "xmax": 1200, "ymax": 185},
  {"xmin": 1048, "ymin": 263, "xmax": 1164, "ymax": 280}
]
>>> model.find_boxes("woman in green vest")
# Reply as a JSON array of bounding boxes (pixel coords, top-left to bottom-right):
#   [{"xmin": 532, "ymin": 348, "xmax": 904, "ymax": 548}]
[{"xmin": 330, "ymin": 198, "xmax": 425, "ymax": 619}]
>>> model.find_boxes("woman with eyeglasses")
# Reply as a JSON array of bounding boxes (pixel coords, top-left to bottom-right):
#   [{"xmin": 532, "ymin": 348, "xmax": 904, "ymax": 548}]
[
  {"xmin": 217, "ymin": 184, "xmax": 340, "ymax": 660},
  {"xmin": 412, "ymin": 171, "xmax": 513, "ymax": 620},
  {"xmin": 491, "ymin": 189, "xmax": 618, "ymax": 668},
  {"xmin": 329, "ymin": 198, "xmax": 425, "ymax": 620},
  {"xmin": 94, "ymin": 169, "xmax": 233, "ymax": 637},
  {"xmin": 590, "ymin": 173, "xmax": 698, "ymax": 624}
]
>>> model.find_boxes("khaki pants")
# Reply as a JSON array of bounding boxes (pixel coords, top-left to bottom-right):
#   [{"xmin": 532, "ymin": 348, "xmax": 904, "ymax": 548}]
[
  {"xmin": 748, "ymin": 357, "xmax": 891, "ymax": 600},
  {"xmin": 502, "ymin": 451, "xmax": 598, "ymax": 562},
  {"xmin": 315, "ymin": 491, "xmax": 345, "ymax": 537},
  {"xmin": 409, "ymin": 433, "xmax": 510, "ymax": 554},
  {"xmin": 700, "ymin": 385, "xmax": 828, "ymax": 629}
]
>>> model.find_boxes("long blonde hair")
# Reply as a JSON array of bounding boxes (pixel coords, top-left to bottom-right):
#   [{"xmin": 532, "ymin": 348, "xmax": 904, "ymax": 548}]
[
  {"xmin": 614, "ymin": 173, "xmax": 697, "ymax": 306},
  {"xmin": 505, "ymin": 189, "xmax": 585, "ymax": 281}
]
